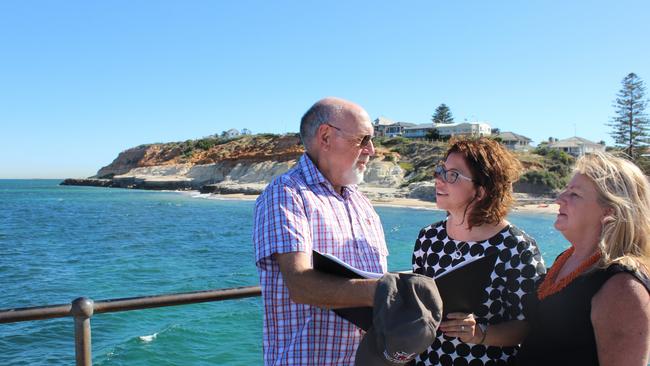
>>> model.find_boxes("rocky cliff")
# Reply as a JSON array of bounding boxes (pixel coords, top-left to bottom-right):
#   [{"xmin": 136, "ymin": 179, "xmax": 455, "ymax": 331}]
[
  {"xmin": 63, "ymin": 134, "xmax": 568, "ymax": 201},
  {"xmin": 64, "ymin": 134, "xmax": 411, "ymax": 196},
  {"xmin": 95, "ymin": 134, "xmax": 305, "ymax": 178}
]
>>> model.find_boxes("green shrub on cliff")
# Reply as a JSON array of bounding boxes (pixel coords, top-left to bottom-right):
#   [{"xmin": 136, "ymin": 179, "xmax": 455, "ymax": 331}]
[
  {"xmin": 398, "ymin": 161, "xmax": 414, "ymax": 174},
  {"xmin": 534, "ymin": 146, "xmax": 574, "ymax": 165},
  {"xmin": 548, "ymin": 163, "xmax": 572, "ymax": 177},
  {"xmin": 195, "ymin": 137, "xmax": 221, "ymax": 150},
  {"xmin": 519, "ymin": 170, "xmax": 566, "ymax": 190},
  {"xmin": 401, "ymin": 171, "xmax": 432, "ymax": 187},
  {"xmin": 381, "ymin": 136, "xmax": 410, "ymax": 147}
]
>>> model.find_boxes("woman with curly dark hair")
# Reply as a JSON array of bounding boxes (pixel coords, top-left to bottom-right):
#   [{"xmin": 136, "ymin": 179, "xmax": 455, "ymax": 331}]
[{"xmin": 411, "ymin": 137, "xmax": 546, "ymax": 366}]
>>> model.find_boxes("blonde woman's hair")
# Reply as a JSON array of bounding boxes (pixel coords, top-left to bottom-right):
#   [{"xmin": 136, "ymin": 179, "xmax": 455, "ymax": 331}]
[{"xmin": 575, "ymin": 151, "xmax": 650, "ymax": 274}]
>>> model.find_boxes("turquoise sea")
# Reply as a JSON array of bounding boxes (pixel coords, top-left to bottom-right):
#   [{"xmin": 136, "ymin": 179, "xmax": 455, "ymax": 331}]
[{"xmin": 0, "ymin": 179, "xmax": 569, "ymax": 365}]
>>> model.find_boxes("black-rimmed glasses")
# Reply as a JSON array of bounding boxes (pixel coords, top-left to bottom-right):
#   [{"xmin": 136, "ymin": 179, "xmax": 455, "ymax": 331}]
[
  {"xmin": 434, "ymin": 164, "xmax": 474, "ymax": 184},
  {"xmin": 326, "ymin": 123, "xmax": 373, "ymax": 148}
]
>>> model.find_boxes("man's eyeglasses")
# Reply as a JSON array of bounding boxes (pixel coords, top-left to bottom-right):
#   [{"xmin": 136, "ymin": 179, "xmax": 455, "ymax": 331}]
[
  {"xmin": 326, "ymin": 123, "xmax": 373, "ymax": 148},
  {"xmin": 434, "ymin": 165, "xmax": 474, "ymax": 184}
]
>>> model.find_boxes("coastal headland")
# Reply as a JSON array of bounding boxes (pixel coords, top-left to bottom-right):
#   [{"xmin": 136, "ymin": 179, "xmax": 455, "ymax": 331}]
[{"xmin": 61, "ymin": 134, "xmax": 562, "ymax": 215}]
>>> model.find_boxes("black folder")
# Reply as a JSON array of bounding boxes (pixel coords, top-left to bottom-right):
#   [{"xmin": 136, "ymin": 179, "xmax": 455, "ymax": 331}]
[
  {"xmin": 312, "ymin": 250, "xmax": 379, "ymax": 331},
  {"xmin": 434, "ymin": 253, "xmax": 498, "ymax": 317},
  {"xmin": 312, "ymin": 250, "xmax": 384, "ymax": 279},
  {"xmin": 312, "ymin": 250, "xmax": 498, "ymax": 330}
]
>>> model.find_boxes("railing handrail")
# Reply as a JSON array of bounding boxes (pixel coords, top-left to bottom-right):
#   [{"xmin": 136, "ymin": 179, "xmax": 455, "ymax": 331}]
[
  {"xmin": 0, "ymin": 285, "xmax": 262, "ymax": 324},
  {"xmin": 0, "ymin": 285, "xmax": 262, "ymax": 365},
  {"xmin": 1, "ymin": 272, "xmax": 416, "ymax": 364}
]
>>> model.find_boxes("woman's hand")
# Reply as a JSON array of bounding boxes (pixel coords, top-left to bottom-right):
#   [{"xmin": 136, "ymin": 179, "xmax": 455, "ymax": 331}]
[{"xmin": 439, "ymin": 312, "xmax": 483, "ymax": 344}]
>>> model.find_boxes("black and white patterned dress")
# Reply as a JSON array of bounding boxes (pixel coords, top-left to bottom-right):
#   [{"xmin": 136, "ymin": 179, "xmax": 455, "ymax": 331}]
[{"xmin": 411, "ymin": 220, "xmax": 546, "ymax": 366}]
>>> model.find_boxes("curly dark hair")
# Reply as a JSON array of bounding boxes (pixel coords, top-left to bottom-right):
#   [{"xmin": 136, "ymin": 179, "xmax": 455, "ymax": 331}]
[{"xmin": 445, "ymin": 137, "xmax": 522, "ymax": 229}]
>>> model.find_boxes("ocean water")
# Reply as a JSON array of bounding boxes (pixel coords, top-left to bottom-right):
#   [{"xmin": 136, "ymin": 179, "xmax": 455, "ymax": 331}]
[{"xmin": 0, "ymin": 180, "xmax": 568, "ymax": 365}]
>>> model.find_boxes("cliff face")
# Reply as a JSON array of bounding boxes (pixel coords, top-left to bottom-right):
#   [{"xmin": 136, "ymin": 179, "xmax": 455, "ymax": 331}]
[
  {"xmin": 95, "ymin": 145, "xmax": 151, "ymax": 178},
  {"xmin": 89, "ymin": 134, "xmax": 406, "ymax": 192},
  {"xmin": 96, "ymin": 134, "xmax": 305, "ymax": 178}
]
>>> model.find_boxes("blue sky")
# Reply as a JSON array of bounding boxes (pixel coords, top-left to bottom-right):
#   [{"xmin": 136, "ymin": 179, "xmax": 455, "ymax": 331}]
[{"xmin": 1, "ymin": 1, "xmax": 649, "ymax": 178}]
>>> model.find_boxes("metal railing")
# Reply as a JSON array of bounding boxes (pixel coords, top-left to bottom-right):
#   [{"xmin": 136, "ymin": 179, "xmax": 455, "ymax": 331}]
[{"xmin": 0, "ymin": 285, "xmax": 262, "ymax": 366}]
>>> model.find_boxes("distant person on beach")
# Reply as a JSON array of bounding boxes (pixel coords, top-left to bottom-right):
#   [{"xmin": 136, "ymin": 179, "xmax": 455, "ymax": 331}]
[
  {"xmin": 411, "ymin": 137, "xmax": 546, "ymax": 365},
  {"xmin": 509, "ymin": 151, "xmax": 650, "ymax": 365},
  {"xmin": 253, "ymin": 97, "xmax": 387, "ymax": 365}
]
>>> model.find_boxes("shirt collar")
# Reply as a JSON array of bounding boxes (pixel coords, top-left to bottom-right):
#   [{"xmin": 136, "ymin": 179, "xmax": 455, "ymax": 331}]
[
  {"xmin": 299, "ymin": 153, "xmax": 327, "ymax": 186},
  {"xmin": 299, "ymin": 153, "xmax": 359, "ymax": 196}
]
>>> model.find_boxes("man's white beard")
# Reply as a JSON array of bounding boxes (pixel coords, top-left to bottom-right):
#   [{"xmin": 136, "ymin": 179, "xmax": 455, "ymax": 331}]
[{"xmin": 341, "ymin": 164, "xmax": 366, "ymax": 186}]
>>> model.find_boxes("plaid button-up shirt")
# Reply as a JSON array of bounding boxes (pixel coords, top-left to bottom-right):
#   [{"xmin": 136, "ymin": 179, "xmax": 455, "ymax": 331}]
[{"xmin": 253, "ymin": 154, "xmax": 388, "ymax": 366}]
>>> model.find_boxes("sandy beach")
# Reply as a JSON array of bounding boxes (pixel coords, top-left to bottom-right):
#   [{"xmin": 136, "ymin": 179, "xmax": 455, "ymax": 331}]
[
  {"xmin": 512, "ymin": 202, "xmax": 559, "ymax": 214},
  {"xmin": 371, "ymin": 197, "xmax": 559, "ymax": 215},
  {"xmin": 208, "ymin": 189, "xmax": 559, "ymax": 215},
  {"xmin": 371, "ymin": 197, "xmax": 440, "ymax": 210}
]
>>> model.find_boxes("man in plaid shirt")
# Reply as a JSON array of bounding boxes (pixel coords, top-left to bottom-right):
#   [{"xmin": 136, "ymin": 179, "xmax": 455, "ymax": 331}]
[{"xmin": 253, "ymin": 97, "xmax": 389, "ymax": 365}]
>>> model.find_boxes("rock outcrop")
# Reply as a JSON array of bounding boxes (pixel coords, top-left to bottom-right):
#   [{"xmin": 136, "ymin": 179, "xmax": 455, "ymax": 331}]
[
  {"xmin": 407, "ymin": 182, "xmax": 437, "ymax": 202},
  {"xmin": 61, "ymin": 178, "xmax": 114, "ymax": 187},
  {"xmin": 110, "ymin": 160, "xmax": 298, "ymax": 191},
  {"xmin": 71, "ymin": 134, "xmax": 409, "ymax": 193},
  {"xmin": 363, "ymin": 161, "xmax": 404, "ymax": 187},
  {"xmin": 95, "ymin": 134, "xmax": 304, "ymax": 179}
]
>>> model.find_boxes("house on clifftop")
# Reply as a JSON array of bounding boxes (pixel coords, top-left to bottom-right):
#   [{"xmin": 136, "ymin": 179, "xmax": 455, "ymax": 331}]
[
  {"xmin": 548, "ymin": 136, "xmax": 605, "ymax": 157},
  {"xmin": 495, "ymin": 131, "xmax": 532, "ymax": 151},
  {"xmin": 403, "ymin": 121, "xmax": 492, "ymax": 139},
  {"xmin": 222, "ymin": 129, "xmax": 240, "ymax": 138}
]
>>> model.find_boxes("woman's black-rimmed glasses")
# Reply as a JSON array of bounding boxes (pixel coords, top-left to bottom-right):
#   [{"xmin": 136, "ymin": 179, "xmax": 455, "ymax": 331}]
[{"xmin": 434, "ymin": 164, "xmax": 474, "ymax": 184}]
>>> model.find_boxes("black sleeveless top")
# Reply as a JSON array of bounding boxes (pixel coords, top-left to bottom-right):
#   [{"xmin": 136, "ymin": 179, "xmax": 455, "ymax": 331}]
[{"xmin": 516, "ymin": 262, "xmax": 650, "ymax": 366}]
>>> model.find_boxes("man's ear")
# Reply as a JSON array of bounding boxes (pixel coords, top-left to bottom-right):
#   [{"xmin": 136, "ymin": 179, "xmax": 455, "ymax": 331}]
[{"xmin": 317, "ymin": 123, "xmax": 332, "ymax": 151}]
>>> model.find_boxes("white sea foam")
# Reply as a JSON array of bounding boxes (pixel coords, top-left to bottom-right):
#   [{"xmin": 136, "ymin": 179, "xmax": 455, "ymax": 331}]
[
  {"xmin": 138, "ymin": 333, "xmax": 158, "ymax": 343},
  {"xmin": 191, "ymin": 193, "xmax": 213, "ymax": 199}
]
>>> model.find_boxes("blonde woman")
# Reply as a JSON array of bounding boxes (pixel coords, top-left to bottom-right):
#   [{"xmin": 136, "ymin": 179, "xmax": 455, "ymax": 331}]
[
  {"xmin": 473, "ymin": 152, "xmax": 650, "ymax": 365},
  {"xmin": 515, "ymin": 152, "xmax": 650, "ymax": 365}
]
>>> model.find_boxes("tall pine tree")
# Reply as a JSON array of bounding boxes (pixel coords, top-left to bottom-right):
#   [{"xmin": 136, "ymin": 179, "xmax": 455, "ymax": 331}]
[
  {"xmin": 608, "ymin": 73, "xmax": 649, "ymax": 159},
  {"xmin": 432, "ymin": 103, "xmax": 454, "ymax": 124}
]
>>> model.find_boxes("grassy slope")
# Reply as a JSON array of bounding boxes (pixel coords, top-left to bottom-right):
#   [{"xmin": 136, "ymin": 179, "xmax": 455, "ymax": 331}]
[{"xmin": 373, "ymin": 137, "xmax": 574, "ymax": 193}]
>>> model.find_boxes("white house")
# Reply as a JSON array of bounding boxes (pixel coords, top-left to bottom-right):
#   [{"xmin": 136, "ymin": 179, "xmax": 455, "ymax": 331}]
[
  {"xmin": 381, "ymin": 122, "xmax": 416, "ymax": 137},
  {"xmin": 223, "ymin": 129, "xmax": 240, "ymax": 138},
  {"xmin": 435, "ymin": 122, "xmax": 492, "ymax": 137},
  {"xmin": 403, "ymin": 123, "xmax": 435, "ymax": 138},
  {"xmin": 373, "ymin": 117, "xmax": 419, "ymax": 137},
  {"xmin": 403, "ymin": 121, "xmax": 492, "ymax": 139},
  {"xmin": 496, "ymin": 131, "xmax": 532, "ymax": 151},
  {"xmin": 373, "ymin": 117, "xmax": 395, "ymax": 137},
  {"xmin": 548, "ymin": 136, "xmax": 605, "ymax": 157}
]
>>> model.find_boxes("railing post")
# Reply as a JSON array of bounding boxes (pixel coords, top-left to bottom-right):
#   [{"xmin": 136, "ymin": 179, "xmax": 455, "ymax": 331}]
[{"xmin": 71, "ymin": 297, "xmax": 94, "ymax": 366}]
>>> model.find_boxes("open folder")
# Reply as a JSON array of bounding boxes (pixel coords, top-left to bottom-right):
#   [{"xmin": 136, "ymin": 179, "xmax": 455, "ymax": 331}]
[
  {"xmin": 312, "ymin": 250, "xmax": 379, "ymax": 331},
  {"xmin": 312, "ymin": 250, "xmax": 498, "ymax": 331}
]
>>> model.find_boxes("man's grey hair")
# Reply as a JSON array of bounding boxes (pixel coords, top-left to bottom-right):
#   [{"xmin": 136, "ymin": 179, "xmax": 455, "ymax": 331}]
[{"xmin": 299, "ymin": 102, "xmax": 344, "ymax": 151}]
